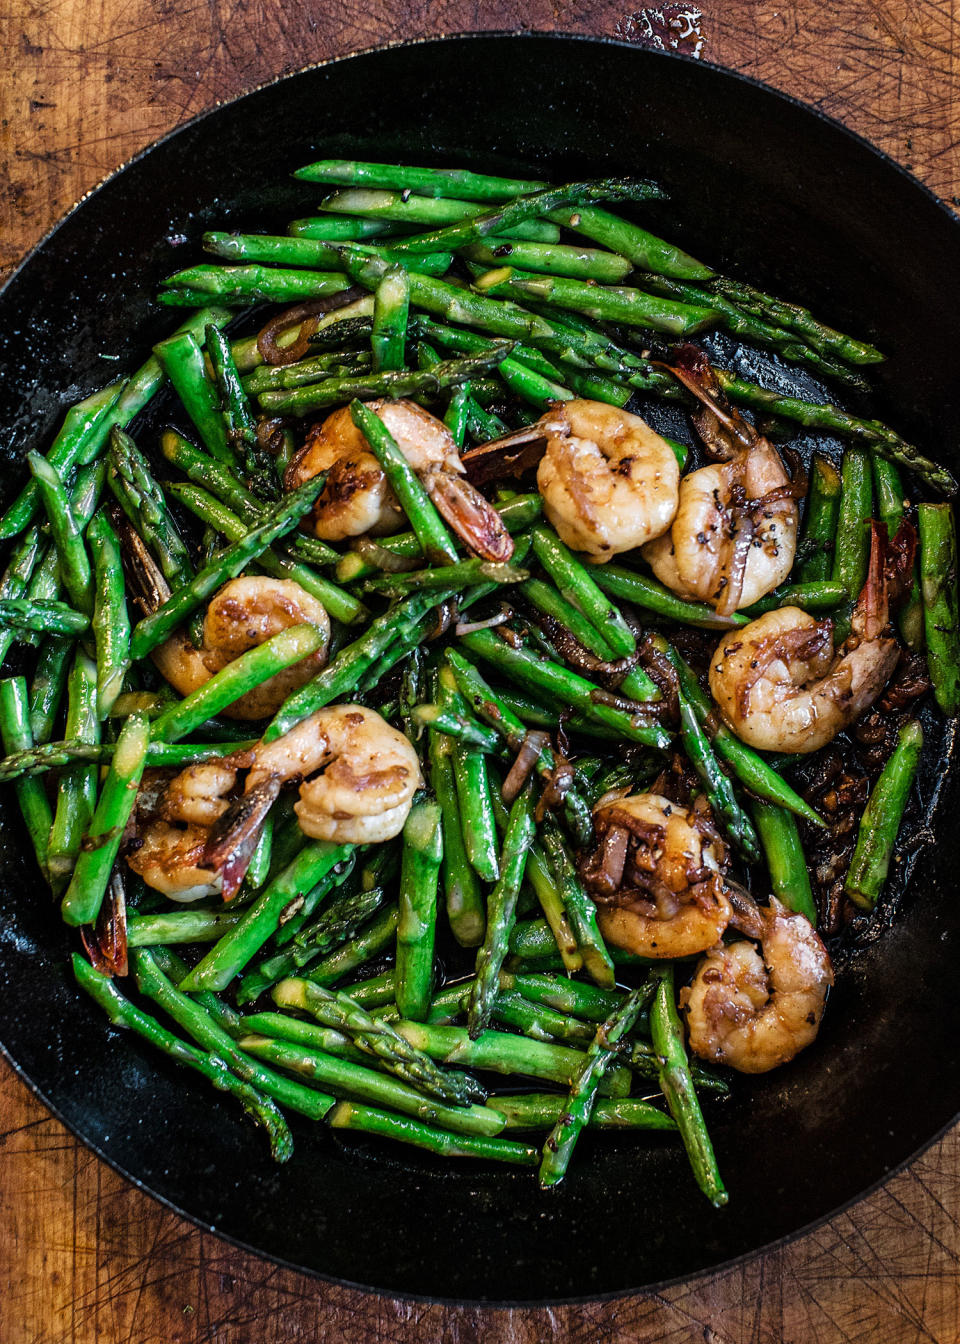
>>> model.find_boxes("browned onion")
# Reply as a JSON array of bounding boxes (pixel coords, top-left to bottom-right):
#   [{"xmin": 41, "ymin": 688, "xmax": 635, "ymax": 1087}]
[
  {"xmin": 533, "ymin": 612, "xmax": 638, "ymax": 685},
  {"xmin": 256, "ymin": 289, "xmax": 365, "ymax": 366},
  {"xmin": 455, "ymin": 609, "xmax": 511, "ymax": 636},
  {"xmin": 502, "ymin": 730, "xmax": 549, "ymax": 804},
  {"xmin": 355, "ymin": 536, "xmax": 420, "ymax": 574},
  {"xmin": 426, "ymin": 599, "xmax": 458, "ymax": 641},
  {"xmin": 588, "ymin": 686, "xmax": 659, "ymax": 716},
  {"xmin": 537, "ymin": 752, "xmax": 574, "ymax": 819}
]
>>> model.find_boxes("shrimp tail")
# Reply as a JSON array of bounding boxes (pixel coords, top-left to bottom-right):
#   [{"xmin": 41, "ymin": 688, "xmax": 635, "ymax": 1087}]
[
  {"xmin": 459, "ymin": 424, "xmax": 547, "ymax": 486},
  {"xmin": 421, "ymin": 469, "xmax": 515, "ymax": 563},
  {"xmin": 852, "ymin": 520, "xmax": 890, "ymax": 641},
  {"xmin": 659, "ymin": 344, "xmax": 756, "ymax": 458},
  {"xmin": 203, "ymin": 776, "xmax": 282, "ymax": 901},
  {"xmin": 80, "ymin": 870, "xmax": 129, "ymax": 978}
]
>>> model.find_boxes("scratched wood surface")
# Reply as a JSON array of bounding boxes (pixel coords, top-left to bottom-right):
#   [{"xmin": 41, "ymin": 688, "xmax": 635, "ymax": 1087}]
[{"xmin": 2, "ymin": 3, "xmax": 959, "ymax": 1341}]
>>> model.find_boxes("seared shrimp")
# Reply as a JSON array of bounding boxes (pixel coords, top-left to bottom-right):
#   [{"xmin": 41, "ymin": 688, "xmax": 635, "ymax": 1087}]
[
  {"xmin": 643, "ymin": 352, "xmax": 801, "ymax": 614},
  {"xmin": 128, "ymin": 705, "xmax": 422, "ymax": 900},
  {"xmin": 126, "ymin": 761, "xmax": 248, "ymax": 901},
  {"xmin": 535, "ymin": 400, "xmax": 680, "ymax": 561},
  {"xmin": 709, "ymin": 524, "xmax": 899, "ymax": 752},
  {"xmin": 581, "ymin": 793, "xmax": 732, "ymax": 959},
  {"xmin": 153, "ymin": 577, "xmax": 331, "ymax": 720},
  {"xmin": 681, "ymin": 898, "xmax": 833, "ymax": 1073},
  {"xmin": 286, "ymin": 399, "xmax": 513, "ymax": 562},
  {"xmin": 246, "ymin": 703, "xmax": 423, "ymax": 845}
]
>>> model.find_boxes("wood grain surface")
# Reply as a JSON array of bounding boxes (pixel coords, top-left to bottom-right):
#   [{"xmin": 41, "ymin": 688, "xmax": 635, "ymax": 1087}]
[{"xmin": 2, "ymin": 2, "xmax": 959, "ymax": 1340}]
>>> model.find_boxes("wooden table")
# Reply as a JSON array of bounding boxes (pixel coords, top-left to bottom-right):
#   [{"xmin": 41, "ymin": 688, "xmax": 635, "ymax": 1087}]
[{"xmin": 2, "ymin": 3, "xmax": 959, "ymax": 1339}]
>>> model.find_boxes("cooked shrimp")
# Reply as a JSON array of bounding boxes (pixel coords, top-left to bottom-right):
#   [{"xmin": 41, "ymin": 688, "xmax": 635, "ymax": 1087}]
[
  {"xmin": 126, "ymin": 761, "xmax": 248, "ymax": 901},
  {"xmin": 680, "ymin": 898, "xmax": 834, "ymax": 1073},
  {"xmin": 535, "ymin": 400, "xmax": 680, "ymax": 561},
  {"xmin": 581, "ymin": 793, "xmax": 732, "ymax": 959},
  {"xmin": 286, "ymin": 399, "xmax": 513, "ymax": 561},
  {"xmin": 708, "ymin": 524, "xmax": 899, "ymax": 752},
  {"xmin": 643, "ymin": 352, "xmax": 801, "ymax": 613},
  {"xmin": 247, "ymin": 703, "xmax": 423, "ymax": 845},
  {"xmin": 152, "ymin": 577, "xmax": 331, "ymax": 720},
  {"xmin": 128, "ymin": 704, "xmax": 422, "ymax": 901},
  {"xmin": 127, "ymin": 820, "xmax": 223, "ymax": 902}
]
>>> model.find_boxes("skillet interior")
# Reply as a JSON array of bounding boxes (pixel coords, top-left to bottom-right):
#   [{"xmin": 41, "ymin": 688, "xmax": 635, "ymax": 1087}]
[{"xmin": 0, "ymin": 34, "xmax": 958, "ymax": 1303}]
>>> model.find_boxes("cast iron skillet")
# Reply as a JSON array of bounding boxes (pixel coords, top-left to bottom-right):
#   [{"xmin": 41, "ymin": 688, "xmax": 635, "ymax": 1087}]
[{"xmin": 1, "ymin": 34, "xmax": 959, "ymax": 1305}]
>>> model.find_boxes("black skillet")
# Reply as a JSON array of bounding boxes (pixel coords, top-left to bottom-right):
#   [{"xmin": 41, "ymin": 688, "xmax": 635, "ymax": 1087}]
[{"xmin": 1, "ymin": 34, "xmax": 959, "ymax": 1305}]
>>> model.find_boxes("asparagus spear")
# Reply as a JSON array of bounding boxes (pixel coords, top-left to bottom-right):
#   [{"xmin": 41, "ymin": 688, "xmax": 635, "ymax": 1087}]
[
  {"xmin": 205, "ymin": 323, "xmax": 280, "ymax": 501},
  {"xmin": 133, "ymin": 949, "xmax": 335, "ymax": 1121},
  {"xmin": 395, "ymin": 800, "xmax": 443, "ymax": 1022},
  {"xmin": 427, "ymin": 712, "xmax": 486, "ymax": 947},
  {"xmin": 127, "ymin": 909, "xmax": 245, "ymax": 946},
  {"xmin": 294, "ymin": 159, "xmax": 548, "ymax": 201},
  {"xmin": 845, "ymin": 720, "xmax": 923, "ymax": 910},
  {"xmin": 392, "ymin": 1021, "xmax": 632, "ymax": 1097},
  {"xmin": 498, "ymin": 971, "xmax": 622, "ymax": 1023},
  {"xmin": 538, "ymin": 815, "xmax": 616, "ymax": 988},
  {"xmin": 589, "ymin": 564, "xmax": 746, "ymax": 630},
  {"xmin": 831, "ymin": 448, "xmax": 874, "ymax": 600},
  {"xmin": 371, "ymin": 265, "xmax": 410, "ymax": 371},
  {"xmin": 468, "ymin": 786, "xmax": 536, "ymax": 1037},
  {"xmin": 154, "ymin": 328, "xmax": 235, "ymax": 464},
  {"xmin": 257, "ymin": 346, "xmax": 513, "ymax": 417},
  {"xmin": 305, "ymin": 903, "xmax": 399, "ymax": 987},
  {"xmin": 462, "ymin": 239, "xmax": 633, "ymax": 283},
  {"xmin": 491, "ymin": 1093, "xmax": 675, "ymax": 1132},
  {"xmin": 328, "ymin": 1101, "xmax": 537, "ymax": 1166},
  {"xmin": 237, "ymin": 1033, "xmax": 503, "ymax": 1137},
  {"xmin": 74, "ymin": 955, "xmax": 294, "ymax": 1162},
  {"xmin": 0, "ymin": 677, "xmax": 54, "ymax": 877},
  {"xmin": 918, "ymin": 503, "xmax": 960, "ymax": 714},
  {"xmin": 797, "ymin": 454, "xmax": 842, "ymax": 583},
  {"xmin": 178, "ymin": 842, "xmax": 354, "ymax": 992},
  {"xmin": 0, "ymin": 599, "xmax": 89, "ymax": 637},
  {"xmin": 27, "ymin": 453, "xmax": 95, "ymax": 616},
  {"xmin": 315, "ymin": 186, "xmax": 561, "ymax": 241},
  {"xmin": 129, "ymin": 474, "xmax": 328, "ymax": 659},
  {"xmin": 677, "ymin": 693, "xmax": 760, "ymax": 862},
  {"xmin": 650, "ymin": 963, "xmax": 727, "ymax": 1207},
  {"xmin": 46, "ymin": 652, "xmax": 100, "ymax": 894},
  {"xmin": 272, "ymin": 977, "xmax": 485, "ymax": 1105},
  {"xmin": 539, "ymin": 982, "xmax": 654, "ymax": 1187},
  {"xmin": 451, "ymin": 736, "xmax": 500, "ymax": 883},
  {"xmin": 60, "ymin": 711, "xmax": 150, "ymax": 927},
  {"xmin": 201, "ymin": 231, "xmax": 452, "ymax": 277},
  {"xmin": 86, "ymin": 511, "xmax": 131, "ymax": 719},
  {"xmin": 476, "ymin": 266, "xmax": 716, "ymax": 337},
  {"xmin": 0, "ymin": 737, "xmax": 257, "ymax": 782},
  {"xmin": 529, "ymin": 524, "xmax": 637, "ymax": 660},
  {"xmin": 751, "ymin": 799, "xmax": 817, "ymax": 924}
]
